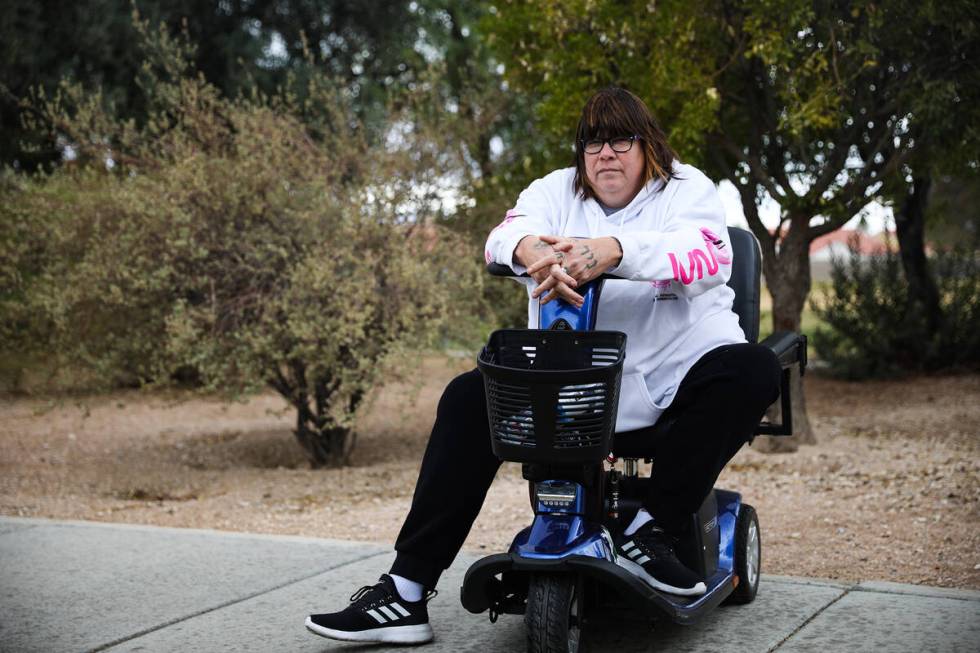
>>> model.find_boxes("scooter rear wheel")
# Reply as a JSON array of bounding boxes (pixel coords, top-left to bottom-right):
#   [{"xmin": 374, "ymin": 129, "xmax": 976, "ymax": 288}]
[
  {"xmin": 726, "ymin": 503, "xmax": 761, "ymax": 604},
  {"xmin": 525, "ymin": 573, "xmax": 583, "ymax": 653}
]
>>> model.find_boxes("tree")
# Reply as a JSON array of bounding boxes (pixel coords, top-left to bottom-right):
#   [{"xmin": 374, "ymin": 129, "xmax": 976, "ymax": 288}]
[
  {"xmin": 922, "ymin": 174, "xmax": 980, "ymax": 248},
  {"xmin": 486, "ymin": 0, "xmax": 979, "ymax": 446},
  {"xmin": 2, "ymin": 1, "xmax": 526, "ymax": 265},
  {"xmin": 870, "ymin": 3, "xmax": 980, "ymax": 336},
  {"xmin": 0, "ymin": 1, "xmax": 451, "ymax": 170},
  {"xmin": 1, "ymin": 0, "xmax": 141, "ymax": 170},
  {"xmin": 1, "ymin": 17, "xmax": 483, "ymax": 466}
]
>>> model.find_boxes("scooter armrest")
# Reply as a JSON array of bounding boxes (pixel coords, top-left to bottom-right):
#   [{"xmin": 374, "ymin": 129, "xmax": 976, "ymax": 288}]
[
  {"xmin": 755, "ymin": 331, "xmax": 808, "ymax": 437},
  {"xmin": 759, "ymin": 331, "xmax": 808, "ymax": 375},
  {"xmin": 487, "ymin": 262, "xmax": 522, "ymax": 277}
]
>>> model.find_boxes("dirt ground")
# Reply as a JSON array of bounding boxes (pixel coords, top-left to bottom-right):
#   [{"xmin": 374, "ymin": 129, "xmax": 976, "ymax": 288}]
[{"xmin": 1, "ymin": 357, "xmax": 978, "ymax": 589}]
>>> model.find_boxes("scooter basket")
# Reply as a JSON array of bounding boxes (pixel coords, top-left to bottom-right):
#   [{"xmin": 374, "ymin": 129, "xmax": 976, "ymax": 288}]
[{"xmin": 477, "ymin": 329, "xmax": 627, "ymax": 464}]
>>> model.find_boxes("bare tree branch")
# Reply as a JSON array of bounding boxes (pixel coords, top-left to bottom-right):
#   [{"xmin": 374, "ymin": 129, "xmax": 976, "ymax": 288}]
[{"xmin": 717, "ymin": 132, "xmax": 786, "ymax": 201}]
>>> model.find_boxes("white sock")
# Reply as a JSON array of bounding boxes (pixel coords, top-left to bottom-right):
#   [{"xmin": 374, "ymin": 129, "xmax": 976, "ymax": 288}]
[
  {"xmin": 390, "ymin": 574, "xmax": 425, "ymax": 602},
  {"xmin": 624, "ymin": 508, "xmax": 654, "ymax": 536}
]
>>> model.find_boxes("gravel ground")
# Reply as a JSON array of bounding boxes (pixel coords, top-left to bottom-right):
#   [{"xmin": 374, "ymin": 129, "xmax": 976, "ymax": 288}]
[{"xmin": 1, "ymin": 357, "xmax": 978, "ymax": 589}]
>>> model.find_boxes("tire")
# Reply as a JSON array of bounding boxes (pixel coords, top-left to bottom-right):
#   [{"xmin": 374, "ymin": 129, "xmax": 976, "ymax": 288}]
[
  {"xmin": 525, "ymin": 574, "xmax": 584, "ymax": 653},
  {"xmin": 726, "ymin": 503, "xmax": 761, "ymax": 605}
]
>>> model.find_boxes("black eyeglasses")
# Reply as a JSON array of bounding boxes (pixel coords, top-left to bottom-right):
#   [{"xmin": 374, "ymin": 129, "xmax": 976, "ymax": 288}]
[{"xmin": 580, "ymin": 135, "xmax": 640, "ymax": 154}]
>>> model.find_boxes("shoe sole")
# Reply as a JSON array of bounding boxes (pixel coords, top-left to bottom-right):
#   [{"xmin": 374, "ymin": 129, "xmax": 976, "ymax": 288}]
[
  {"xmin": 304, "ymin": 617, "xmax": 434, "ymax": 644},
  {"xmin": 615, "ymin": 556, "xmax": 708, "ymax": 596}
]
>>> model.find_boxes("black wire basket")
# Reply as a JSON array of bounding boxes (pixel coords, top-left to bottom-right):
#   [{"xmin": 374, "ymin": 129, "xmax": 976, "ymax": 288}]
[{"xmin": 477, "ymin": 329, "xmax": 627, "ymax": 464}]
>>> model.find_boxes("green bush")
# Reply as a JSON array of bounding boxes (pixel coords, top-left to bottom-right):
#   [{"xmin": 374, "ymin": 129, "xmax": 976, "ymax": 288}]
[
  {"xmin": 0, "ymin": 17, "xmax": 483, "ymax": 466},
  {"xmin": 810, "ymin": 240, "xmax": 980, "ymax": 379}
]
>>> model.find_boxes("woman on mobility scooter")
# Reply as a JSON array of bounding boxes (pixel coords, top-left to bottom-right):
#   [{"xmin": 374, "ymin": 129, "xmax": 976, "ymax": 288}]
[{"xmin": 305, "ymin": 86, "xmax": 781, "ymax": 645}]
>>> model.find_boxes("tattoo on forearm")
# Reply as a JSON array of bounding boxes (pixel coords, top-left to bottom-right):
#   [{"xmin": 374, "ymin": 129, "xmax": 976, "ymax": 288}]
[
  {"xmin": 579, "ymin": 244, "xmax": 598, "ymax": 270},
  {"xmin": 533, "ymin": 240, "xmax": 550, "ymax": 250}
]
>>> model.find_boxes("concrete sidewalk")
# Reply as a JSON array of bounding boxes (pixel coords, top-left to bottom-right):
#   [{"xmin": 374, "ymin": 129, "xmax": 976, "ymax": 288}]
[{"xmin": 1, "ymin": 517, "xmax": 978, "ymax": 653}]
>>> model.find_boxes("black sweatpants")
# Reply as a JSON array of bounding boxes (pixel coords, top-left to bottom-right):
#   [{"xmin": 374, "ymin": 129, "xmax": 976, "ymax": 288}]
[{"xmin": 390, "ymin": 343, "xmax": 781, "ymax": 589}]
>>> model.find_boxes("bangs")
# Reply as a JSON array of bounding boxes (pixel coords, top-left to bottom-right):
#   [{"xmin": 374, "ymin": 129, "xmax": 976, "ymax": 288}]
[{"xmin": 577, "ymin": 94, "xmax": 645, "ymax": 141}]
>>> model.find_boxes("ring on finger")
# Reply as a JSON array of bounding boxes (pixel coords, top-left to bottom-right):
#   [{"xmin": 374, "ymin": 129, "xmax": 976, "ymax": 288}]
[{"xmin": 562, "ymin": 266, "xmax": 569, "ymax": 275}]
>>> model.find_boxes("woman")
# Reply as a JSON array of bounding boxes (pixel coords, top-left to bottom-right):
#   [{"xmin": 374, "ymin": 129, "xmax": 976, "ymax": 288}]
[{"xmin": 305, "ymin": 87, "xmax": 780, "ymax": 645}]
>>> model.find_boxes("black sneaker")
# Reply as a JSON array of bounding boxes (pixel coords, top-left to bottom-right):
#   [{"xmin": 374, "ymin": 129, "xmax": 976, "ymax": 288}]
[
  {"xmin": 305, "ymin": 574, "xmax": 435, "ymax": 644},
  {"xmin": 615, "ymin": 522, "xmax": 707, "ymax": 596}
]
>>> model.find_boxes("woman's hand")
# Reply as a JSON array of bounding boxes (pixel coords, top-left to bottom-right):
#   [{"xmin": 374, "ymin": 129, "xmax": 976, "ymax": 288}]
[
  {"xmin": 525, "ymin": 236, "xmax": 623, "ymax": 306},
  {"xmin": 514, "ymin": 235, "xmax": 581, "ymax": 306}
]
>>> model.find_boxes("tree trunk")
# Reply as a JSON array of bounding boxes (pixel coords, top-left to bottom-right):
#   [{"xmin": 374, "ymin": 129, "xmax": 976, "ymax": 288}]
[
  {"xmin": 753, "ymin": 218, "xmax": 816, "ymax": 452},
  {"xmin": 292, "ymin": 403, "xmax": 355, "ymax": 468},
  {"xmin": 268, "ymin": 371, "xmax": 359, "ymax": 468},
  {"xmin": 294, "ymin": 423, "xmax": 356, "ymax": 468},
  {"xmin": 894, "ymin": 175, "xmax": 942, "ymax": 333},
  {"xmin": 294, "ymin": 422, "xmax": 330, "ymax": 467},
  {"xmin": 764, "ymin": 221, "xmax": 811, "ymax": 333}
]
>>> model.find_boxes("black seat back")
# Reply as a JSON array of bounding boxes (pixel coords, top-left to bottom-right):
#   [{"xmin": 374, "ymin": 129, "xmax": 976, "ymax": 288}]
[{"xmin": 726, "ymin": 226, "xmax": 761, "ymax": 344}]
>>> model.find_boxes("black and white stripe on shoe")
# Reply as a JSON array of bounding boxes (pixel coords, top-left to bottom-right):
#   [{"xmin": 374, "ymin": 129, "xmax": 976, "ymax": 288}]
[
  {"xmin": 364, "ymin": 600, "xmax": 412, "ymax": 624},
  {"xmin": 615, "ymin": 524, "xmax": 707, "ymax": 596},
  {"xmin": 621, "ymin": 539, "xmax": 653, "ymax": 565}
]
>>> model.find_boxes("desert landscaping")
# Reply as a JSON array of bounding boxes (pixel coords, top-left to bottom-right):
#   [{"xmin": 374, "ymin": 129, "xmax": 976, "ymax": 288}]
[{"xmin": 2, "ymin": 356, "xmax": 977, "ymax": 589}]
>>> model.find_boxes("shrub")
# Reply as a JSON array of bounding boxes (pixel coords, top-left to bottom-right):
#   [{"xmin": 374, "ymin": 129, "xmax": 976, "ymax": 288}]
[
  {"xmin": 810, "ymin": 238, "xmax": 980, "ymax": 379},
  {"xmin": 0, "ymin": 17, "xmax": 483, "ymax": 466}
]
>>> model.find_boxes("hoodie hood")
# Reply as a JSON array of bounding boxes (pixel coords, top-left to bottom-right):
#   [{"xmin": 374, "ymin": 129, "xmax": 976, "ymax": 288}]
[{"xmin": 587, "ymin": 175, "xmax": 668, "ymax": 236}]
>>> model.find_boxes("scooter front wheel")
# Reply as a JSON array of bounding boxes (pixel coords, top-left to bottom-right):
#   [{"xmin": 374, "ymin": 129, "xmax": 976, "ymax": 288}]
[{"xmin": 525, "ymin": 573, "xmax": 583, "ymax": 653}]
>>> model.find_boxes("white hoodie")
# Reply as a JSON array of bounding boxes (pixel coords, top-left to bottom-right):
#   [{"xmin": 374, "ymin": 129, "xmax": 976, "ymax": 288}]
[{"xmin": 484, "ymin": 162, "xmax": 746, "ymax": 431}]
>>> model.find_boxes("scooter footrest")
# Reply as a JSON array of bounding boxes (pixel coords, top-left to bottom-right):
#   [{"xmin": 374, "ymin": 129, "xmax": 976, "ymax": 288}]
[{"xmin": 460, "ymin": 553, "xmax": 736, "ymax": 626}]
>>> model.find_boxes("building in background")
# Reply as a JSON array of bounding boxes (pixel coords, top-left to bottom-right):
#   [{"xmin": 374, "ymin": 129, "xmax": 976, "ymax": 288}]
[{"xmin": 808, "ymin": 229, "xmax": 895, "ymax": 281}]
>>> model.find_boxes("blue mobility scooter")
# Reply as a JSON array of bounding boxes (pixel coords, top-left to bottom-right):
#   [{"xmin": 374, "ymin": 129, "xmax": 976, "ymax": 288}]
[{"xmin": 460, "ymin": 227, "xmax": 808, "ymax": 652}]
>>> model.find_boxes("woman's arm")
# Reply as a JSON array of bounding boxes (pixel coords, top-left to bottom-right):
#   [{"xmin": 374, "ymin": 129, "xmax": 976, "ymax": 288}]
[
  {"xmin": 609, "ymin": 172, "xmax": 732, "ymax": 297},
  {"xmin": 484, "ymin": 174, "xmax": 581, "ymax": 305}
]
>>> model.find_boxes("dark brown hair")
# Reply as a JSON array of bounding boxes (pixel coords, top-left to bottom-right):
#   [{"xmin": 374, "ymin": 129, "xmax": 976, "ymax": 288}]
[{"xmin": 573, "ymin": 87, "xmax": 677, "ymax": 201}]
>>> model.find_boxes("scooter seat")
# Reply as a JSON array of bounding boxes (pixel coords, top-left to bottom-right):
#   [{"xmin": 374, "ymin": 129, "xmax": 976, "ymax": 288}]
[{"xmin": 610, "ymin": 417, "xmax": 676, "ymax": 458}]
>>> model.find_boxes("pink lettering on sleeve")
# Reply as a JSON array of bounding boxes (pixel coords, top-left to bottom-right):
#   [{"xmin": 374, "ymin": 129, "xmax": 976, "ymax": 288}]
[
  {"xmin": 700, "ymin": 228, "xmax": 731, "ymax": 265},
  {"xmin": 669, "ymin": 252, "xmax": 697, "ymax": 285},
  {"xmin": 668, "ymin": 228, "xmax": 731, "ymax": 285},
  {"xmin": 692, "ymin": 249, "xmax": 718, "ymax": 276}
]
